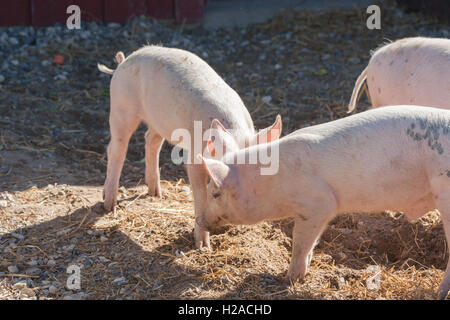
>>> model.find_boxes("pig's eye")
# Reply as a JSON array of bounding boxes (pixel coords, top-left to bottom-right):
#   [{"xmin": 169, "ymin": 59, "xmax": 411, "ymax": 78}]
[{"xmin": 212, "ymin": 191, "xmax": 222, "ymax": 199}]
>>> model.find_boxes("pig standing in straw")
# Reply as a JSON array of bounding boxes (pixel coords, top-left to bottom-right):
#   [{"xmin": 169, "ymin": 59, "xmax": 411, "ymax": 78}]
[
  {"xmin": 97, "ymin": 46, "xmax": 281, "ymax": 249},
  {"xmin": 197, "ymin": 105, "xmax": 450, "ymax": 298},
  {"xmin": 348, "ymin": 37, "xmax": 450, "ymax": 113}
]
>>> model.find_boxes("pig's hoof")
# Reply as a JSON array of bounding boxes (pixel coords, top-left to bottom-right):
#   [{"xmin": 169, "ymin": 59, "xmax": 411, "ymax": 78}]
[
  {"xmin": 438, "ymin": 291, "xmax": 449, "ymax": 300},
  {"xmin": 147, "ymin": 184, "xmax": 162, "ymax": 198},
  {"xmin": 284, "ymin": 271, "xmax": 305, "ymax": 285},
  {"xmin": 195, "ymin": 239, "xmax": 211, "ymax": 250},
  {"xmin": 194, "ymin": 228, "xmax": 211, "ymax": 250},
  {"xmin": 437, "ymin": 285, "xmax": 450, "ymax": 299},
  {"xmin": 103, "ymin": 199, "xmax": 117, "ymax": 212},
  {"xmin": 283, "ymin": 274, "xmax": 296, "ymax": 285}
]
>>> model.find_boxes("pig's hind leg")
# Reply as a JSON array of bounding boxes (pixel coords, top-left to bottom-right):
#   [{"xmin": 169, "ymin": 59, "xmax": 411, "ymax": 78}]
[
  {"xmin": 435, "ymin": 193, "xmax": 450, "ymax": 299},
  {"xmin": 145, "ymin": 129, "xmax": 164, "ymax": 197},
  {"xmin": 103, "ymin": 104, "xmax": 140, "ymax": 211},
  {"xmin": 430, "ymin": 176, "xmax": 450, "ymax": 299}
]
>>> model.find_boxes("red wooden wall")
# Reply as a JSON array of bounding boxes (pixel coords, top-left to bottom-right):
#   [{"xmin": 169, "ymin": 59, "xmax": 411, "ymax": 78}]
[{"xmin": 0, "ymin": 0, "xmax": 209, "ymax": 27}]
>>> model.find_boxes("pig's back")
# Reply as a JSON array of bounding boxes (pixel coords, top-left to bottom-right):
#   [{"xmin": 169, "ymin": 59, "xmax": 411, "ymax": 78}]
[
  {"xmin": 284, "ymin": 106, "xmax": 450, "ymax": 212},
  {"xmin": 287, "ymin": 105, "xmax": 450, "ymax": 150},
  {"xmin": 112, "ymin": 46, "xmax": 254, "ymax": 144},
  {"xmin": 367, "ymin": 37, "xmax": 450, "ymax": 109}
]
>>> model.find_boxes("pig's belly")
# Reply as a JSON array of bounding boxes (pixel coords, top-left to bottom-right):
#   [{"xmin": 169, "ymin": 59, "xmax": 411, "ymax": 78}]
[
  {"xmin": 334, "ymin": 175, "xmax": 435, "ymax": 218},
  {"xmin": 399, "ymin": 192, "xmax": 436, "ymax": 220},
  {"xmin": 140, "ymin": 88, "xmax": 239, "ymax": 150}
]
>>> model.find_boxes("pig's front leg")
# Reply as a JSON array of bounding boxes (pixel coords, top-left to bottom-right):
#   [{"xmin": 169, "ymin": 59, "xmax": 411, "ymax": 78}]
[
  {"xmin": 186, "ymin": 164, "xmax": 210, "ymax": 249},
  {"xmin": 286, "ymin": 208, "xmax": 335, "ymax": 283},
  {"xmin": 145, "ymin": 129, "xmax": 164, "ymax": 197}
]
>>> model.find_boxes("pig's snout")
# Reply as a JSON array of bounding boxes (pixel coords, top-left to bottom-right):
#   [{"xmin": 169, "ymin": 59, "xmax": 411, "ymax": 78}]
[
  {"xmin": 195, "ymin": 216, "xmax": 210, "ymax": 232},
  {"xmin": 196, "ymin": 215, "xmax": 224, "ymax": 233}
]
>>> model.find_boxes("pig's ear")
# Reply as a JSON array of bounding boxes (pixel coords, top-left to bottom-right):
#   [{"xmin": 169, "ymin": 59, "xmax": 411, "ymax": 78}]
[
  {"xmin": 250, "ymin": 114, "xmax": 282, "ymax": 146},
  {"xmin": 197, "ymin": 154, "xmax": 230, "ymax": 188},
  {"xmin": 211, "ymin": 119, "xmax": 231, "ymax": 135},
  {"xmin": 207, "ymin": 119, "xmax": 239, "ymax": 157}
]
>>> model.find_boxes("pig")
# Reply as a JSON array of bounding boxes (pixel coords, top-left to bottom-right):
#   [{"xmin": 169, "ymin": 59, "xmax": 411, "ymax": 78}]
[
  {"xmin": 348, "ymin": 37, "xmax": 450, "ymax": 113},
  {"xmin": 197, "ymin": 105, "xmax": 450, "ymax": 298},
  {"xmin": 97, "ymin": 45, "xmax": 282, "ymax": 249}
]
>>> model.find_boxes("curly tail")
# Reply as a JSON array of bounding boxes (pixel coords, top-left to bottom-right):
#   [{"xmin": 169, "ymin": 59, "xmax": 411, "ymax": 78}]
[
  {"xmin": 347, "ymin": 66, "xmax": 368, "ymax": 113},
  {"xmin": 97, "ymin": 51, "xmax": 126, "ymax": 75}
]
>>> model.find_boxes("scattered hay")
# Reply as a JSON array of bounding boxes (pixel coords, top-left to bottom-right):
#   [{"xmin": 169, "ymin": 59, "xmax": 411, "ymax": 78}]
[{"xmin": 1, "ymin": 4, "xmax": 449, "ymax": 299}]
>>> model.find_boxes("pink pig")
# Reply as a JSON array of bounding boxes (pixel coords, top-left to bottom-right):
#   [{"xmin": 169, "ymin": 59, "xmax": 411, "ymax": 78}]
[
  {"xmin": 348, "ymin": 37, "xmax": 450, "ymax": 113},
  {"xmin": 97, "ymin": 45, "xmax": 281, "ymax": 249},
  {"xmin": 198, "ymin": 105, "xmax": 450, "ymax": 298}
]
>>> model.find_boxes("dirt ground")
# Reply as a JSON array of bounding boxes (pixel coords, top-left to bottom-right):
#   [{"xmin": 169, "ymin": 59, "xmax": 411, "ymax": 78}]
[{"xmin": 0, "ymin": 4, "xmax": 449, "ymax": 299}]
